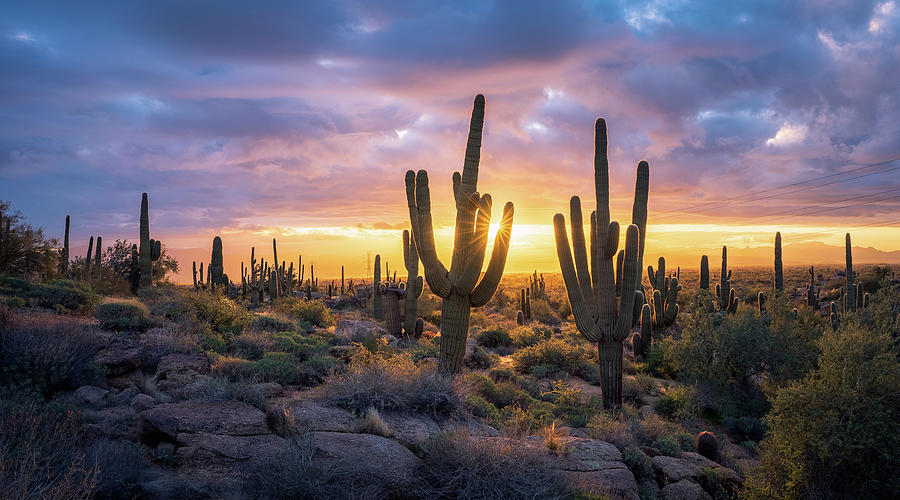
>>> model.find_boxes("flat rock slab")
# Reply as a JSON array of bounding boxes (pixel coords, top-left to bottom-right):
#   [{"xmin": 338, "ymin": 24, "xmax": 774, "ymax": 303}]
[
  {"xmin": 284, "ymin": 400, "xmax": 354, "ymax": 432},
  {"xmin": 378, "ymin": 411, "xmax": 440, "ymax": 448},
  {"xmin": 652, "ymin": 452, "xmax": 739, "ymax": 485},
  {"xmin": 176, "ymin": 431, "xmax": 291, "ymax": 468},
  {"xmin": 310, "ymin": 431, "xmax": 424, "ymax": 487},
  {"xmin": 140, "ymin": 400, "xmax": 269, "ymax": 443},
  {"xmin": 566, "ymin": 469, "xmax": 640, "ymax": 500}
]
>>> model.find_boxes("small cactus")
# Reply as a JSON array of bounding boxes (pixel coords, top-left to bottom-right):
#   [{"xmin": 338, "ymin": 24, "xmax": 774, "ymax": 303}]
[
  {"xmin": 94, "ymin": 236, "xmax": 102, "ymax": 280},
  {"xmin": 757, "ymin": 291, "xmax": 767, "ymax": 316},
  {"xmin": 60, "ymin": 215, "xmax": 70, "ymax": 275},
  {"xmin": 696, "ymin": 431, "xmax": 719, "ymax": 461},
  {"xmin": 806, "ymin": 266, "xmax": 818, "ymax": 309},
  {"xmin": 373, "ymin": 254, "xmax": 383, "ymax": 320},
  {"xmin": 773, "ymin": 232, "xmax": 783, "ymax": 293},
  {"xmin": 648, "ymin": 257, "xmax": 680, "ymax": 327},
  {"xmin": 210, "ymin": 236, "xmax": 225, "ymax": 288},
  {"xmin": 715, "ymin": 246, "xmax": 738, "ymax": 314},
  {"xmin": 516, "ymin": 310, "xmax": 525, "ymax": 326},
  {"xmin": 138, "ymin": 193, "xmax": 161, "ymax": 288},
  {"xmin": 830, "ymin": 302, "xmax": 839, "ymax": 331},
  {"xmin": 85, "ymin": 236, "xmax": 94, "ymax": 280},
  {"xmin": 639, "ymin": 303, "xmax": 652, "ymax": 358},
  {"xmin": 402, "ymin": 230, "xmax": 424, "ymax": 338},
  {"xmin": 699, "ymin": 255, "xmax": 710, "ymax": 290}
]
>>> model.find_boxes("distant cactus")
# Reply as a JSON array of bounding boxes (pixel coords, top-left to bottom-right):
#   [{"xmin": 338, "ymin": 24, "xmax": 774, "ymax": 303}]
[
  {"xmin": 757, "ymin": 291, "xmax": 767, "ymax": 316},
  {"xmin": 341, "ymin": 265, "xmax": 345, "ymax": 295},
  {"xmin": 519, "ymin": 288, "xmax": 532, "ymax": 322},
  {"xmin": 210, "ymin": 236, "xmax": 225, "ymax": 288},
  {"xmin": 696, "ymin": 431, "xmax": 719, "ymax": 461},
  {"xmin": 414, "ymin": 318, "xmax": 424, "ymax": 339},
  {"xmin": 405, "ymin": 95, "xmax": 514, "ymax": 374},
  {"xmin": 774, "ymin": 232, "xmax": 783, "ymax": 293},
  {"xmin": 648, "ymin": 257, "xmax": 680, "ymax": 327},
  {"xmin": 85, "ymin": 236, "xmax": 94, "ymax": 280},
  {"xmin": 402, "ymin": 229, "xmax": 424, "ymax": 338},
  {"xmin": 632, "ymin": 332, "xmax": 642, "ymax": 357},
  {"xmin": 699, "ymin": 255, "xmax": 709, "ymax": 290},
  {"xmin": 844, "ymin": 233, "xmax": 857, "ymax": 312},
  {"xmin": 60, "ymin": 215, "xmax": 70, "ymax": 275},
  {"xmin": 382, "ymin": 285, "xmax": 404, "ymax": 336},
  {"xmin": 715, "ymin": 246, "xmax": 738, "ymax": 314},
  {"xmin": 373, "ymin": 254, "xmax": 383, "ymax": 320},
  {"xmin": 554, "ymin": 117, "xmax": 648, "ymax": 409},
  {"xmin": 830, "ymin": 302, "xmax": 839, "ymax": 331},
  {"xmin": 192, "ymin": 261, "xmax": 198, "ymax": 289},
  {"xmin": 138, "ymin": 193, "xmax": 161, "ymax": 288},
  {"xmin": 94, "ymin": 236, "xmax": 102, "ymax": 280},
  {"xmin": 806, "ymin": 266, "xmax": 819, "ymax": 308},
  {"xmin": 516, "ymin": 310, "xmax": 525, "ymax": 326},
  {"xmin": 529, "ymin": 270, "xmax": 546, "ymax": 299}
]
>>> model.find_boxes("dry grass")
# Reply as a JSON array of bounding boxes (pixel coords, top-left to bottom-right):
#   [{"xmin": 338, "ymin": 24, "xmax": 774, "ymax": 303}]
[{"xmin": 357, "ymin": 407, "xmax": 394, "ymax": 438}]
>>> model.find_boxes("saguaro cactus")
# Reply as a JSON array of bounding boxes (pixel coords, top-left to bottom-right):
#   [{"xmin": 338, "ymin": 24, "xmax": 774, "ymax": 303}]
[
  {"xmin": 211, "ymin": 236, "xmax": 224, "ymax": 288},
  {"xmin": 757, "ymin": 291, "xmax": 767, "ymax": 316},
  {"xmin": 554, "ymin": 117, "xmax": 648, "ymax": 410},
  {"xmin": 774, "ymin": 232, "xmax": 783, "ymax": 293},
  {"xmin": 648, "ymin": 257, "xmax": 680, "ymax": 327},
  {"xmin": 639, "ymin": 303, "xmax": 652, "ymax": 358},
  {"xmin": 94, "ymin": 236, "xmax": 102, "ymax": 280},
  {"xmin": 806, "ymin": 266, "xmax": 818, "ymax": 308},
  {"xmin": 373, "ymin": 254, "xmax": 383, "ymax": 320},
  {"xmin": 405, "ymin": 94, "xmax": 515, "ymax": 374},
  {"xmin": 715, "ymin": 246, "xmax": 738, "ymax": 313},
  {"xmin": 61, "ymin": 215, "xmax": 70, "ymax": 275},
  {"xmin": 192, "ymin": 261, "xmax": 198, "ymax": 289},
  {"xmin": 844, "ymin": 233, "xmax": 857, "ymax": 312},
  {"xmin": 402, "ymin": 229, "xmax": 424, "ymax": 338},
  {"xmin": 699, "ymin": 255, "xmax": 709, "ymax": 290},
  {"xmin": 85, "ymin": 236, "xmax": 94, "ymax": 280},
  {"xmin": 138, "ymin": 193, "xmax": 161, "ymax": 288}
]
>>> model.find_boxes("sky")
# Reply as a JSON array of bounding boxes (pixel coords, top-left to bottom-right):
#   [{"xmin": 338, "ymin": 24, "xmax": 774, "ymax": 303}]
[{"xmin": 1, "ymin": 0, "xmax": 899, "ymax": 283}]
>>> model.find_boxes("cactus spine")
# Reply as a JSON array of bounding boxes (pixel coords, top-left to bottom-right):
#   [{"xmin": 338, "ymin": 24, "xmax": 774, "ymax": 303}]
[
  {"xmin": 211, "ymin": 236, "xmax": 224, "ymax": 288},
  {"xmin": 373, "ymin": 254, "xmax": 383, "ymax": 320},
  {"xmin": 403, "ymin": 229, "xmax": 424, "ymax": 338},
  {"xmin": 554, "ymin": 117, "xmax": 648, "ymax": 410},
  {"xmin": 405, "ymin": 95, "xmax": 515, "ymax": 374},
  {"xmin": 138, "ymin": 193, "xmax": 161, "ymax": 288},
  {"xmin": 774, "ymin": 231, "xmax": 783, "ymax": 293},
  {"xmin": 715, "ymin": 246, "xmax": 738, "ymax": 313}
]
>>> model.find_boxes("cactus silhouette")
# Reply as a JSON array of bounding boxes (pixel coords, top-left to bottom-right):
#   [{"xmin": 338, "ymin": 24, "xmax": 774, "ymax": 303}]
[
  {"xmin": 774, "ymin": 231, "xmax": 783, "ymax": 293},
  {"xmin": 138, "ymin": 193, "xmax": 161, "ymax": 288},
  {"xmin": 648, "ymin": 256, "xmax": 680, "ymax": 327},
  {"xmin": 405, "ymin": 94, "xmax": 514, "ymax": 374},
  {"xmin": 715, "ymin": 246, "xmax": 738, "ymax": 313},
  {"xmin": 402, "ymin": 229, "xmax": 423, "ymax": 338},
  {"xmin": 554, "ymin": 117, "xmax": 648, "ymax": 409},
  {"xmin": 373, "ymin": 254, "xmax": 383, "ymax": 320},
  {"xmin": 699, "ymin": 255, "xmax": 709, "ymax": 290},
  {"xmin": 210, "ymin": 236, "xmax": 224, "ymax": 288},
  {"xmin": 60, "ymin": 215, "xmax": 69, "ymax": 275}
]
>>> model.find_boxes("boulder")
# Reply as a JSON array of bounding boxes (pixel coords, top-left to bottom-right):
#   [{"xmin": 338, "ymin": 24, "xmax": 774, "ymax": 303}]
[
  {"xmin": 252, "ymin": 382, "xmax": 283, "ymax": 398},
  {"xmin": 283, "ymin": 400, "xmax": 354, "ymax": 432},
  {"xmin": 74, "ymin": 385, "xmax": 109, "ymax": 405},
  {"xmin": 560, "ymin": 439, "xmax": 638, "ymax": 500},
  {"xmin": 652, "ymin": 452, "xmax": 740, "ymax": 485},
  {"xmin": 131, "ymin": 393, "xmax": 156, "ymax": 412},
  {"xmin": 95, "ymin": 346, "xmax": 144, "ymax": 377},
  {"xmin": 660, "ymin": 479, "xmax": 711, "ymax": 500},
  {"xmin": 140, "ymin": 400, "xmax": 269, "ymax": 444},
  {"xmin": 176, "ymin": 431, "xmax": 291, "ymax": 469},
  {"xmin": 309, "ymin": 431, "xmax": 424, "ymax": 488},
  {"xmin": 376, "ymin": 411, "xmax": 440, "ymax": 448}
]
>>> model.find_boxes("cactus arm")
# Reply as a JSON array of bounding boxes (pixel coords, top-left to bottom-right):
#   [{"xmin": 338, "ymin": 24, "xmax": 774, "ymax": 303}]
[
  {"xmin": 458, "ymin": 193, "xmax": 492, "ymax": 294},
  {"xmin": 469, "ymin": 202, "xmax": 514, "ymax": 307},
  {"xmin": 415, "ymin": 276, "xmax": 423, "ymax": 298},
  {"xmin": 615, "ymin": 250, "xmax": 624, "ymax": 297},
  {"xmin": 569, "ymin": 196, "xmax": 595, "ymax": 306},
  {"xmin": 632, "ymin": 161, "xmax": 649, "ymax": 283},
  {"xmin": 406, "ymin": 170, "xmax": 451, "ymax": 297},
  {"xmin": 664, "ymin": 277, "xmax": 679, "ymax": 323},
  {"xmin": 612, "ymin": 225, "xmax": 641, "ymax": 341},
  {"xmin": 554, "ymin": 213, "xmax": 600, "ymax": 342}
]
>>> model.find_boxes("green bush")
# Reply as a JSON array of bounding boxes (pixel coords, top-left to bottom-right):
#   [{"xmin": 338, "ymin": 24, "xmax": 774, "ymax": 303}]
[
  {"xmin": 745, "ymin": 318, "xmax": 899, "ymax": 498},
  {"xmin": 94, "ymin": 300, "xmax": 154, "ymax": 332},
  {"xmin": 654, "ymin": 385, "xmax": 700, "ymax": 420},
  {"xmin": 475, "ymin": 328, "xmax": 512, "ymax": 348},
  {"xmin": 271, "ymin": 331, "xmax": 334, "ymax": 360},
  {"xmin": 466, "ymin": 345, "xmax": 496, "ymax": 369},
  {"xmin": 5, "ymin": 296, "xmax": 25, "ymax": 308},
  {"xmin": 26, "ymin": 280, "xmax": 99, "ymax": 312},
  {"xmin": 253, "ymin": 314, "xmax": 296, "ymax": 332},
  {"xmin": 512, "ymin": 338, "xmax": 599, "ymax": 382},
  {"xmin": 509, "ymin": 326, "xmax": 549, "ymax": 347},
  {"xmin": 653, "ymin": 436, "xmax": 682, "ymax": 457},
  {"xmin": 188, "ymin": 291, "xmax": 251, "ymax": 339},
  {"xmin": 623, "ymin": 445, "xmax": 654, "ymax": 481},
  {"xmin": 275, "ymin": 297, "xmax": 335, "ymax": 328}
]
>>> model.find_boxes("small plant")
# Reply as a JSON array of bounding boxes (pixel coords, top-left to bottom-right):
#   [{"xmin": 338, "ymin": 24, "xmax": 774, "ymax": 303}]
[
  {"xmin": 509, "ymin": 325, "xmax": 549, "ymax": 347},
  {"xmin": 253, "ymin": 314, "xmax": 296, "ymax": 332},
  {"xmin": 275, "ymin": 297, "xmax": 335, "ymax": 328},
  {"xmin": 622, "ymin": 445, "xmax": 654, "ymax": 481},
  {"xmin": 94, "ymin": 300, "xmax": 154, "ymax": 332},
  {"xmin": 541, "ymin": 420, "xmax": 568, "ymax": 453},
  {"xmin": 512, "ymin": 338, "xmax": 599, "ymax": 382},
  {"xmin": 653, "ymin": 435, "xmax": 682, "ymax": 457},
  {"xmin": 358, "ymin": 407, "xmax": 393, "ymax": 438},
  {"xmin": 696, "ymin": 430, "xmax": 719, "ymax": 461},
  {"xmin": 475, "ymin": 328, "xmax": 512, "ymax": 348}
]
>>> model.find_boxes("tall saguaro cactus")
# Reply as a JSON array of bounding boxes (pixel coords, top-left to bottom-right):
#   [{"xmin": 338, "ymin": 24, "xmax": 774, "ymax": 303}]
[
  {"xmin": 715, "ymin": 246, "xmax": 738, "ymax": 313},
  {"xmin": 699, "ymin": 255, "xmax": 710, "ymax": 290},
  {"xmin": 373, "ymin": 254, "xmax": 383, "ymax": 320},
  {"xmin": 774, "ymin": 232, "xmax": 783, "ymax": 293},
  {"xmin": 844, "ymin": 233, "xmax": 857, "ymax": 312},
  {"xmin": 405, "ymin": 94, "xmax": 515, "ymax": 374},
  {"xmin": 138, "ymin": 193, "xmax": 161, "ymax": 288},
  {"xmin": 554, "ymin": 117, "xmax": 649, "ymax": 410},
  {"xmin": 402, "ymin": 229, "xmax": 424, "ymax": 338},
  {"xmin": 61, "ymin": 215, "xmax": 70, "ymax": 275},
  {"xmin": 211, "ymin": 236, "xmax": 224, "ymax": 288}
]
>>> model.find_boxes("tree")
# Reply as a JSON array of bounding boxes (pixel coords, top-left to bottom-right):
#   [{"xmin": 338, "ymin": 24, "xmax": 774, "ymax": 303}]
[
  {"xmin": 103, "ymin": 239, "xmax": 178, "ymax": 286},
  {"xmin": 0, "ymin": 201, "xmax": 60, "ymax": 280},
  {"xmin": 745, "ymin": 317, "xmax": 900, "ymax": 499}
]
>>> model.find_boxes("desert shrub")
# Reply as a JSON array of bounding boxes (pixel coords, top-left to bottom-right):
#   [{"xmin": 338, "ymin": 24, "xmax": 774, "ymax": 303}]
[
  {"xmin": 465, "ymin": 373, "xmax": 538, "ymax": 411},
  {"xmin": 698, "ymin": 467, "xmax": 736, "ymax": 500},
  {"xmin": 415, "ymin": 432, "xmax": 570, "ymax": 499},
  {"xmin": 541, "ymin": 380, "xmax": 601, "ymax": 428},
  {"xmin": 530, "ymin": 298, "xmax": 560, "ymax": 325},
  {"xmin": 475, "ymin": 328, "xmax": 512, "ymax": 348},
  {"xmin": 633, "ymin": 413, "xmax": 683, "ymax": 446},
  {"xmin": 187, "ymin": 291, "xmax": 251, "ymax": 339},
  {"xmin": 466, "ymin": 345, "xmax": 496, "ymax": 369},
  {"xmin": 745, "ymin": 318, "xmax": 900, "ymax": 499},
  {"xmin": 0, "ymin": 399, "xmax": 98, "ymax": 499},
  {"xmin": 655, "ymin": 385, "xmax": 700, "ymax": 420},
  {"xmin": 466, "ymin": 394, "xmax": 502, "ymax": 423},
  {"xmin": 509, "ymin": 325, "xmax": 548, "ymax": 347},
  {"xmin": 231, "ymin": 331, "xmax": 275, "ymax": 360},
  {"xmin": 0, "ymin": 315, "xmax": 103, "ymax": 399},
  {"xmin": 94, "ymin": 300, "xmax": 155, "ymax": 332},
  {"xmin": 324, "ymin": 348, "xmax": 461, "ymax": 417},
  {"xmin": 253, "ymin": 314, "xmax": 296, "ymax": 332},
  {"xmin": 210, "ymin": 355, "xmax": 256, "ymax": 381},
  {"xmin": 253, "ymin": 352, "xmax": 341, "ymax": 386},
  {"xmin": 183, "ymin": 376, "xmax": 268, "ymax": 409},
  {"xmin": 6, "ymin": 296, "xmax": 25, "ymax": 308},
  {"xmin": 723, "ymin": 416, "xmax": 766, "ymax": 443},
  {"xmin": 275, "ymin": 297, "xmax": 335, "ymax": 328},
  {"xmin": 271, "ymin": 330, "xmax": 334, "ymax": 361},
  {"xmin": 653, "ymin": 436, "xmax": 682, "ymax": 457},
  {"xmin": 512, "ymin": 338, "xmax": 599, "ymax": 382},
  {"xmin": 406, "ymin": 335, "xmax": 440, "ymax": 362},
  {"xmin": 622, "ymin": 445, "xmax": 654, "ymax": 481},
  {"xmin": 587, "ymin": 411, "xmax": 635, "ymax": 449},
  {"xmin": 26, "ymin": 279, "xmax": 99, "ymax": 312}
]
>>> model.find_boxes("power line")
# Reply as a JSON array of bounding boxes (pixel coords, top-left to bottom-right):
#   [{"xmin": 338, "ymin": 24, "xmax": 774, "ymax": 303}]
[
  {"xmin": 652, "ymin": 155, "xmax": 900, "ymax": 218},
  {"xmin": 780, "ymin": 216, "xmax": 900, "ymax": 243}
]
